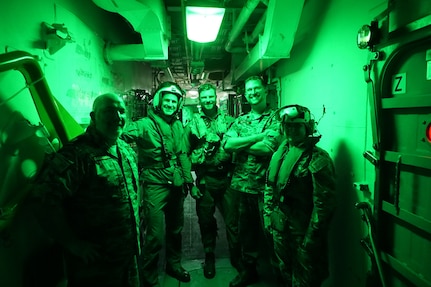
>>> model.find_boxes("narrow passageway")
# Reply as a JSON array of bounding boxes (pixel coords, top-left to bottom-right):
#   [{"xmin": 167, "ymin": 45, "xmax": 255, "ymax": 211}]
[{"xmin": 157, "ymin": 195, "xmax": 278, "ymax": 287}]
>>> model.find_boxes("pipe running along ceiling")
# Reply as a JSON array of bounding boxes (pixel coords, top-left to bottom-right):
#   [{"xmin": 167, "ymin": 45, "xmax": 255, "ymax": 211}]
[{"xmin": 91, "ymin": 0, "xmax": 304, "ymax": 89}]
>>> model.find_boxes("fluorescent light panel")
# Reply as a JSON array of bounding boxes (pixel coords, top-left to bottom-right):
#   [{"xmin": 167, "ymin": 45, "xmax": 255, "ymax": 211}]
[{"xmin": 186, "ymin": 6, "xmax": 225, "ymax": 43}]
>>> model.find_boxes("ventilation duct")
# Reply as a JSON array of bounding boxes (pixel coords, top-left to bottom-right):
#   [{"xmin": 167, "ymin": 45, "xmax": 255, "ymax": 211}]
[
  {"xmin": 92, "ymin": 0, "xmax": 169, "ymax": 62},
  {"xmin": 225, "ymin": 0, "xmax": 262, "ymax": 53},
  {"xmin": 225, "ymin": 0, "xmax": 304, "ymax": 84}
]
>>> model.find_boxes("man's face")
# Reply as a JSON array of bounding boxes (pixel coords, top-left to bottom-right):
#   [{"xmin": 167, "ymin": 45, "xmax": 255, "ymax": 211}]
[
  {"xmin": 93, "ymin": 96, "xmax": 126, "ymax": 141},
  {"xmin": 199, "ymin": 89, "xmax": 217, "ymax": 111},
  {"xmin": 244, "ymin": 79, "xmax": 267, "ymax": 106},
  {"xmin": 284, "ymin": 123, "xmax": 307, "ymax": 146},
  {"xmin": 161, "ymin": 93, "xmax": 179, "ymax": 116}
]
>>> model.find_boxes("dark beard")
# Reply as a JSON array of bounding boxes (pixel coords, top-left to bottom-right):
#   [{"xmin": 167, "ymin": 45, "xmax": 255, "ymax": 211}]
[{"xmin": 202, "ymin": 105, "xmax": 217, "ymax": 118}]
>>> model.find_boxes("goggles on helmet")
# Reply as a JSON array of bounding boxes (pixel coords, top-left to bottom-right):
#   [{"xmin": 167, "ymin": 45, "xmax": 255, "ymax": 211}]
[{"xmin": 277, "ymin": 105, "xmax": 311, "ymax": 124}]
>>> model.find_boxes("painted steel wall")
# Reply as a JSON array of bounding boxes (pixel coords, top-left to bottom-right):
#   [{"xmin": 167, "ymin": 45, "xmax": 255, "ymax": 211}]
[
  {"xmin": 0, "ymin": 1, "xmax": 152, "ymax": 286},
  {"xmin": 275, "ymin": 0, "xmax": 387, "ymax": 286}
]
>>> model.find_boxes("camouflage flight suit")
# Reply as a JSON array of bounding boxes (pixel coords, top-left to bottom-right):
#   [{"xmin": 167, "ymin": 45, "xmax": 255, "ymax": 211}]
[
  {"xmin": 122, "ymin": 108, "xmax": 194, "ymax": 287},
  {"xmin": 264, "ymin": 140, "xmax": 336, "ymax": 287},
  {"xmin": 30, "ymin": 126, "xmax": 141, "ymax": 287},
  {"xmin": 223, "ymin": 107, "xmax": 280, "ymax": 272},
  {"xmin": 184, "ymin": 109, "xmax": 240, "ymax": 267}
]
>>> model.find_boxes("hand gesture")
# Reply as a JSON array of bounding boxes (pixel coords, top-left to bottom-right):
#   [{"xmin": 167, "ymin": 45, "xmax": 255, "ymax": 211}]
[{"xmin": 191, "ymin": 186, "xmax": 203, "ymax": 199}]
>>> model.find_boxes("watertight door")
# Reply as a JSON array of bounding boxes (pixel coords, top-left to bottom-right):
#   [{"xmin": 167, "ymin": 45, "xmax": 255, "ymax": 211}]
[{"xmin": 370, "ymin": 36, "xmax": 431, "ymax": 287}]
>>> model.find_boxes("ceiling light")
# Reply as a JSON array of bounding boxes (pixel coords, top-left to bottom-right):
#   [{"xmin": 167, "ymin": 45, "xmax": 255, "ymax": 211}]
[
  {"xmin": 188, "ymin": 90, "xmax": 199, "ymax": 99},
  {"xmin": 186, "ymin": 6, "xmax": 225, "ymax": 43}
]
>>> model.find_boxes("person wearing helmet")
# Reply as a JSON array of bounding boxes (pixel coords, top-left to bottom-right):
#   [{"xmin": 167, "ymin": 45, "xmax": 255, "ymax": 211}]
[
  {"xmin": 122, "ymin": 81, "xmax": 198, "ymax": 287},
  {"xmin": 263, "ymin": 105, "xmax": 337, "ymax": 287},
  {"xmin": 183, "ymin": 83, "xmax": 239, "ymax": 279},
  {"xmin": 223, "ymin": 76, "xmax": 282, "ymax": 287}
]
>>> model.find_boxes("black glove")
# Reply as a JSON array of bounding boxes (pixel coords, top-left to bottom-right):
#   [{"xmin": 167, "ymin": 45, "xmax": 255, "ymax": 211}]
[{"xmin": 183, "ymin": 182, "xmax": 194, "ymax": 195}]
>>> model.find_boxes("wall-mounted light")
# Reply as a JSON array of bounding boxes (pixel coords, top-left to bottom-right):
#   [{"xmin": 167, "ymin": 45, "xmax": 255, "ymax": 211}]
[
  {"xmin": 186, "ymin": 6, "xmax": 225, "ymax": 43},
  {"xmin": 357, "ymin": 21, "xmax": 379, "ymax": 50}
]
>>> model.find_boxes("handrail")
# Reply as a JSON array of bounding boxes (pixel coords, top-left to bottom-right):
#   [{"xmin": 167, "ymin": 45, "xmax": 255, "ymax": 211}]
[
  {"xmin": 0, "ymin": 50, "xmax": 83, "ymax": 146},
  {"xmin": 0, "ymin": 51, "xmax": 84, "ymax": 231}
]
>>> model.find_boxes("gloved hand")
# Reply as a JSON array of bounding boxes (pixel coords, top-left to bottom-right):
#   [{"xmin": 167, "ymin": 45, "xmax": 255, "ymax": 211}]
[
  {"xmin": 184, "ymin": 183, "xmax": 203, "ymax": 199},
  {"xmin": 190, "ymin": 185, "xmax": 203, "ymax": 199}
]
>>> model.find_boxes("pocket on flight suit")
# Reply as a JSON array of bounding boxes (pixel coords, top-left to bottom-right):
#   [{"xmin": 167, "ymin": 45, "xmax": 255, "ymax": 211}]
[{"xmin": 271, "ymin": 208, "xmax": 288, "ymax": 232}]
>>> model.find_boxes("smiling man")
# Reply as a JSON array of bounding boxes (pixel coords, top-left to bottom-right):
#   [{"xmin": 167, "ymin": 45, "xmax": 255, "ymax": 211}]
[
  {"xmin": 29, "ymin": 93, "xmax": 141, "ymax": 287},
  {"xmin": 183, "ymin": 83, "xmax": 237, "ymax": 279},
  {"xmin": 223, "ymin": 76, "xmax": 282, "ymax": 287},
  {"xmin": 121, "ymin": 82, "xmax": 197, "ymax": 287}
]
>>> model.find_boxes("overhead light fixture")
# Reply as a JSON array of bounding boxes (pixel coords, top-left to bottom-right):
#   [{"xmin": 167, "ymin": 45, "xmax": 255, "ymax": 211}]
[
  {"xmin": 186, "ymin": 6, "xmax": 225, "ymax": 43},
  {"xmin": 188, "ymin": 90, "xmax": 199, "ymax": 99},
  {"xmin": 357, "ymin": 21, "xmax": 379, "ymax": 50}
]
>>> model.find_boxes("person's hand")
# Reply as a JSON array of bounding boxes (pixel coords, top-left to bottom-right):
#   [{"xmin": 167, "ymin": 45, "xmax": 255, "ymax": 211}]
[
  {"xmin": 63, "ymin": 239, "xmax": 101, "ymax": 264},
  {"xmin": 264, "ymin": 129, "xmax": 279, "ymax": 138},
  {"xmin": 190, "ymin": 186, "xmax": 203, "ymax": 199},
  {"xmin": 263, "ymin": 215, "xmax": 272, "ymax": 235}
]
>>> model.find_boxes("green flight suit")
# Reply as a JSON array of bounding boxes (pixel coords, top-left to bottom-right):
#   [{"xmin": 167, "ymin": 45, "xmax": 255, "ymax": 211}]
[{"xmin": 122, "ymin": 108, "xmax": 194, "ymax": 286}]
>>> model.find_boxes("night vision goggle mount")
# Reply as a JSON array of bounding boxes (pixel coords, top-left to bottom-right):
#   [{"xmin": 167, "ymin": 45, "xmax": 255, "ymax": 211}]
[{"xmin": 277, "ymin": 105, "xmax": 315, "ymax": 134}]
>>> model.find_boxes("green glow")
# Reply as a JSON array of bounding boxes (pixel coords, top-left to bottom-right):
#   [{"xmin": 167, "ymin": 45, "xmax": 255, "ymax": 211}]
[{"xmin": 186, "ymin": 6, "xmax": 225, "ymax": 43}]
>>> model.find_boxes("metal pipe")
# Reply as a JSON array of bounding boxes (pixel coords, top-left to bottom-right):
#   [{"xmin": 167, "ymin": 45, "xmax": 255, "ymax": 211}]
[
  {"xmin": 165, "ymin": 67, "xmax": 175, "ymax": 82},
  {"xmin": 248, "ymin": 10, "xmax": 266, "ymax": 44},
  {"xmin": 224, "ymin": 0, "xmax": 305, "ymax": 84},
  {"xmin": 181, "ymin": 0, "xmax": 191, "ymax": 82},
  {"xmin": 225, "ymin": 0, "xmax": 261, "ymax": 53}
]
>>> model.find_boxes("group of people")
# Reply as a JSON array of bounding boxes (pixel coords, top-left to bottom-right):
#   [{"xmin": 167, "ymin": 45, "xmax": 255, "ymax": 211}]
[{"xmin": 27, "ymin": 75, "xmax": 336, "ymax": 287}]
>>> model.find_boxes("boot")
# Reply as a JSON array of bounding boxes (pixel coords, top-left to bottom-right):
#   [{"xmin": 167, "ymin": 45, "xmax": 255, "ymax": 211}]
[
  {"xmin": 203, "ymin": 252, "xmax": 216, "ymax": 279},
  {"xmin": 229, "ymin": 269, "xmax": 259, "ymax": 287}
]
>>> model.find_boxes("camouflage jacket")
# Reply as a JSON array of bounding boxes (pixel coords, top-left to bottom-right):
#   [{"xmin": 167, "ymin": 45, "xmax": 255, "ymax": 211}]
[
  {"xmin": 263, "ymin": 143, "xmax": 336, "ymax": 251},
  {"xmin": 31, "ymin": 126, "xmax": 141, "ymax": 260},
  {"xmin": 223, "ymin": 107, "xmax": 280, "ymax": 194},
  {"xmin": 184, "ymin": 108, "xmax": 234, "ymax": 178}
]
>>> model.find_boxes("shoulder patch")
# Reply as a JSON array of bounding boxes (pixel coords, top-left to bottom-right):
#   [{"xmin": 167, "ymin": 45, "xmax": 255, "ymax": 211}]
[{"xmin": 308, "ymin": 147, "xmax": 333, "ymax": 174}]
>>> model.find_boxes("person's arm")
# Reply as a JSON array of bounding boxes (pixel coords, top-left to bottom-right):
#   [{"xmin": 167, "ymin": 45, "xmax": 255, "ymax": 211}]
[
  {"xmin": 247, "ymin": 129, "xmax": 280, "ymax": 156},
  {"xmin": 121, "ymin": 120, "xmax": 142, "ymax": 143},
  {"xmin": 263, "ymin": 183, "xmax": 275, "ymax": 234},
  {"xmin": 223, "ymin": 133, "xmax": 265, "ymax": 152},
  {"xmin": 224, "ymin": 119, "xmax": 281, "ymax": 156},
  {"xmin": 222, "ymin": 118, "xmax": 260, "ymax": 152},
  {"xmin": 224, "ymin": 125, "xmax": 280, "ymax": 156},
  {"xmin": 178, "ymin": 141, "xmax": 202, "ymax": 198},
  {"xmin": 183, "ymin": 122, "xmax": 194, "ymax": 155},
  {"xmin": 176, "ymin": 122, "xmax": 195, "ymax": 184},
  {"xmin": 28, "ymin": 149, "xmax": 100, "ymax": 263},
  {"xmin": 301, "ymin": 149, "xmax": 337, "ymax": 252}
]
